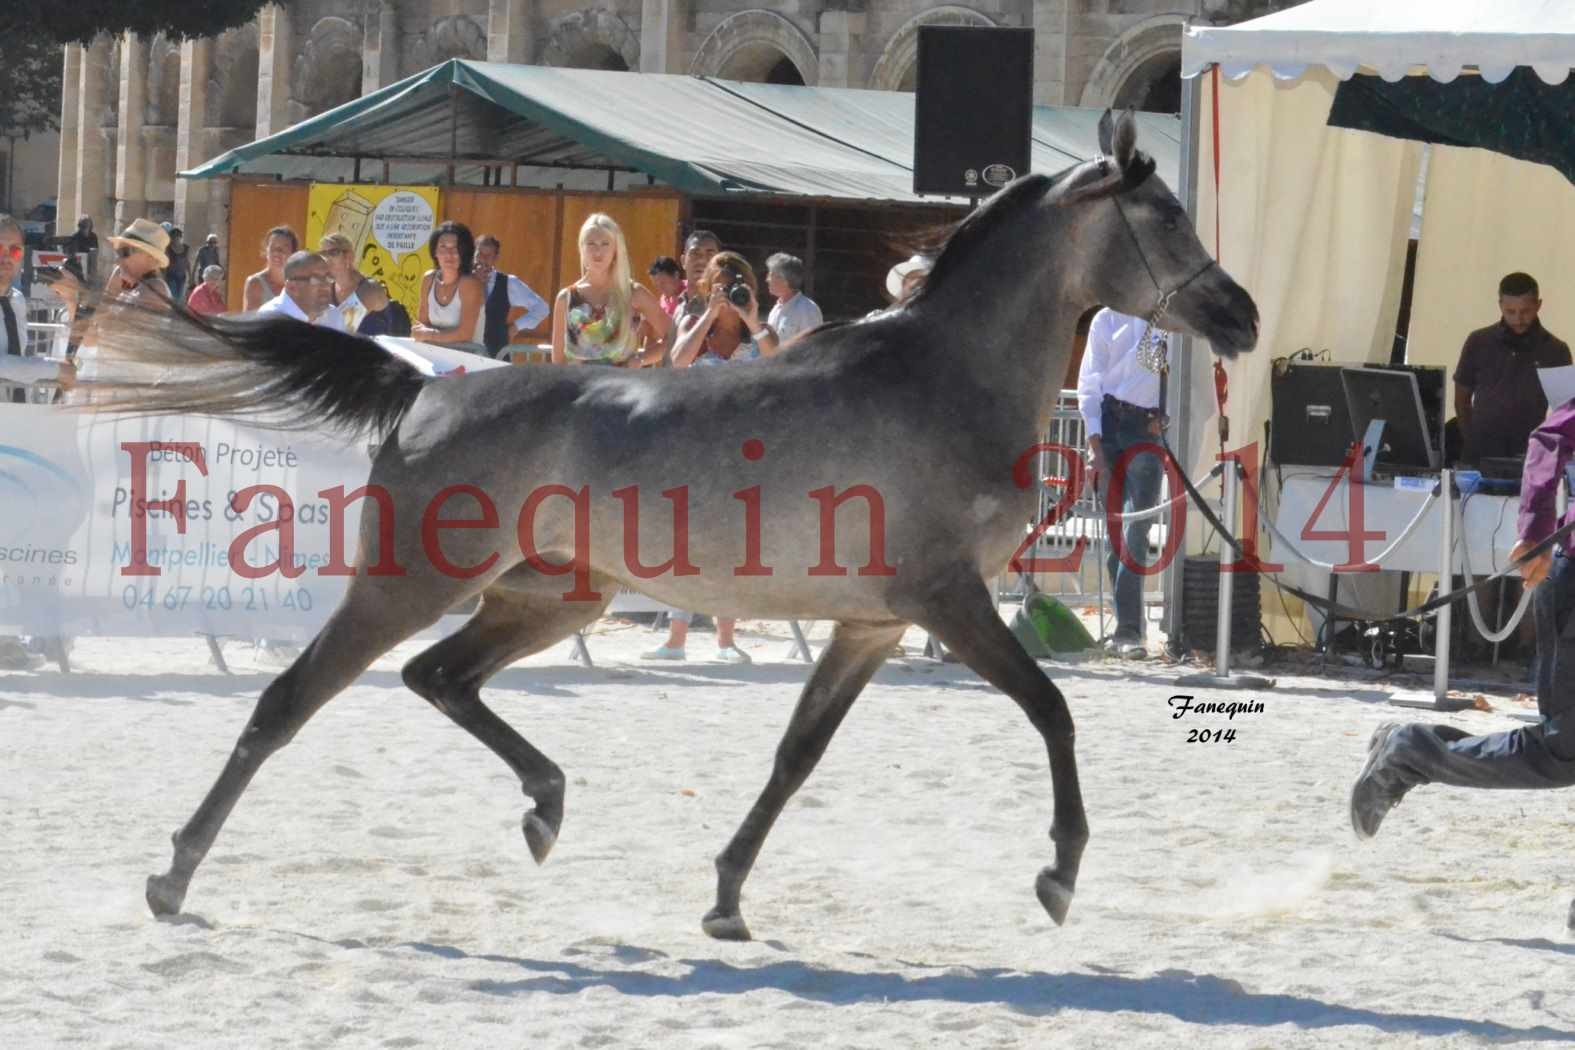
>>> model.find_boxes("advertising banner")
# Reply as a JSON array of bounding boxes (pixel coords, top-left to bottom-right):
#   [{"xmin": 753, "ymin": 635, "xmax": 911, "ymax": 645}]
[
  {"xmin": 305, "ymin": 184, "xmax": 442, "ymax": 327},
  {"xmin": 0, "ymin": 406, "xmax": 375, "ymax": 641}
]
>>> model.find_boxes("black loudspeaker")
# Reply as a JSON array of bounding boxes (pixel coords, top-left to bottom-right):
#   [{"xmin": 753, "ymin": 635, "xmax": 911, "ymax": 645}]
[{"xmin": 913, "ymin": 26, "xmax": 1034, "ymax": 197}]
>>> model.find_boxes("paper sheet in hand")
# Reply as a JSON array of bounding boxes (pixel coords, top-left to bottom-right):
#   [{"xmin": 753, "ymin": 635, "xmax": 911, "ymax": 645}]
[{"xmin": 1539, "ymin": 365, "xmax": 1575, "ymax": 410}]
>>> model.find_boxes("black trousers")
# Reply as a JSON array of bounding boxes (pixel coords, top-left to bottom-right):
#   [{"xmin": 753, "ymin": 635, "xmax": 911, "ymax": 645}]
[{"xmin": 1381, "ymin": 551, "xmax": 1575, "ymax": 791}]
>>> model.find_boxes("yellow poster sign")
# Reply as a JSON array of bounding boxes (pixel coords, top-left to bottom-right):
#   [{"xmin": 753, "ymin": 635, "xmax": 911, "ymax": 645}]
[{"xmin": 305, "ymin": 183, "xmax": 442, "ymax": 326}]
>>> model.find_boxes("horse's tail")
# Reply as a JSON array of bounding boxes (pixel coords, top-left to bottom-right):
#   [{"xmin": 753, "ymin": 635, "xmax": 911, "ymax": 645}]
[{"xmin": 82, "ymin": 303, "xmax": 426, "ymax": 438}]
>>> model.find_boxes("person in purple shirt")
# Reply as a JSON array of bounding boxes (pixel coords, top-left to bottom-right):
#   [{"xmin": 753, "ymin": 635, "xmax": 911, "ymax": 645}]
[{"xmin": 1351, "ymin": 397, "xmax": 1575, "ymax": 920}]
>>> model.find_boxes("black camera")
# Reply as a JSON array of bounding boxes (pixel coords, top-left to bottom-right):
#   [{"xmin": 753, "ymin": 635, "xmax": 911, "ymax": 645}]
[{"xmin": 719, "ymin": 270, "xmax": 751, "ymax": 308}]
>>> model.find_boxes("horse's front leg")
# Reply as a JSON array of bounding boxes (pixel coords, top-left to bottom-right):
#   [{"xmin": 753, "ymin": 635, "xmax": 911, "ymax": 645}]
[
  {"xmin": 905, "ymin": 568, "xmax": 1088, "ymax": 926},
  {"xmin": 703, "ymin": 619, "xmax": 906, "ymax": 941}
]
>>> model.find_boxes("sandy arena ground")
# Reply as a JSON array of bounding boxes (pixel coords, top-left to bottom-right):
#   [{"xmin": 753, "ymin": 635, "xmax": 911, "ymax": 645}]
[{"xmin": 4, "ymin": 617, "xmax": 1574, "ymax": 1048}]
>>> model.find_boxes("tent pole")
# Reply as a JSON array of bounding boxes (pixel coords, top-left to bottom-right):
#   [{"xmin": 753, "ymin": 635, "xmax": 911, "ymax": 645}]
[
  {"xmin": 1163, "ymin": 69, "xmax": 1205, "ymax": 657},
  {"xmin": 806, "ymin": 203, "xmax": 818, "ymax": 298}
]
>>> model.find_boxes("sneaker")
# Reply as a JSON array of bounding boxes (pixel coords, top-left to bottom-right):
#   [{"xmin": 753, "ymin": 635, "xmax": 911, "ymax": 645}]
[
  {"xmin": 0, "ymin": 636, "xmax": 43, "ymax": 671},
  {"xmin": 1350, "ymin": 722, "xmax": 1406, "ymax": 840},
  {"xmin": 641, "ymin": 645, "xmax": 686, "ymax": 661},
  {"xmin": 715, "ymin": 645, "xmax": 752, "ymax": 664},
  {"xmin": 1105, "ymin": 634, "xmax": 1147, "ymax": 659}
]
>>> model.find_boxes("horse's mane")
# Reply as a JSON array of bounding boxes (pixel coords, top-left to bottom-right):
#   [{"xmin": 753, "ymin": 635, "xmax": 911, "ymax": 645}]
[
  {"xmin": 916, "ymin": 149, "xmax": 1157, "ymax": 304},
  {"xmin": 916, "ymin": 172, "xmax": 1058, "ymax": 302}
]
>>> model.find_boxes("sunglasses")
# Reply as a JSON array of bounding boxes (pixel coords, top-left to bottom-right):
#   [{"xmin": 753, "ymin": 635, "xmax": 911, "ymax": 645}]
[
  {"xmin": 286, "ymin": 273, "xmax": 333, "ymax": 286},
  {"xmin": 117, "ymin": 246, "xmax": 137, "ymax": 259},
  {"xmin": 0, "ymin": 245, "xmax": 21, "ymax": 262}
]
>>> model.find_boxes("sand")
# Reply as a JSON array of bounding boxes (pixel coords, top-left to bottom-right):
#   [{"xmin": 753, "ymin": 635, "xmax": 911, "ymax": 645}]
[{"xmin": 3, "ymin": 618, "xmax": 1573, "ymax": 1048}]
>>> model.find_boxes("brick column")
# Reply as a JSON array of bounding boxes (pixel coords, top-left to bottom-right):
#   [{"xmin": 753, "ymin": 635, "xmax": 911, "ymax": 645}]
[
  {"xmin": 174, "ymin": 38, "xmax": 211, "ymax": 235},
  {"xmin": 56, "ymin": 46, "xmax": 81, "ymax": 230},
  {"xmin": 817, "ymin": 9, "xmax": 864, "ymax": 89},
  {"xmin": 114, "ymin": 34, "xmax": 148, "ymax": 227},
  {"xmin": 364, "ymin": 0, "xmax": 401, "ymax": 91},
  {"xmin": 255, "ymin": 3, "xmax": 294, "ymax": 138},
  {"xmin": 640, "ymin": 0, "xmax": 686, "ymax": 74},
  {"xmin": 487, "ymin": 0, "xmax": 534, "ymax": 64}
]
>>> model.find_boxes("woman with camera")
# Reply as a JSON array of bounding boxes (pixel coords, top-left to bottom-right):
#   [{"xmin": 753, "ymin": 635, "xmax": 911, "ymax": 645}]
[
  {"xmin": 550, "ymin": 213, "xmax": 670, "ymax": 367},
  {"xmin": 668, "ymin": 252, "xmax": 780, "ymax": 368}
]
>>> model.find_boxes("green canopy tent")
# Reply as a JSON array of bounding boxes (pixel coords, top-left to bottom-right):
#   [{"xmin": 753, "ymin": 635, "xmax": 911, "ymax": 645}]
[{"xmin": 182, "ymin": 60, "xmax": 1179, "ymax": 200}]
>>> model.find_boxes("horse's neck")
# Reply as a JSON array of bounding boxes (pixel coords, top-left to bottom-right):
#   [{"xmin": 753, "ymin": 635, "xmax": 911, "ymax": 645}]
[{"xmin": 913, "ymin": 237, "xmax": 1087, "ymax": 439}]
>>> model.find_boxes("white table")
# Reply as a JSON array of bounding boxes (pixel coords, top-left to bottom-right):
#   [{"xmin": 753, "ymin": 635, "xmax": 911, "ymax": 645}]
[{"xmin": 1271, "ymin": 471, "xmax": 1524, "ymax": 699}]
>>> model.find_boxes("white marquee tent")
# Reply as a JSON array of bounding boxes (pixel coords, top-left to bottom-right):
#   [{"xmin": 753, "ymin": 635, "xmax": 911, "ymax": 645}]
[{"xmin": 1166, "ymin": 0, "xmax": 1575, "ymax": 638}]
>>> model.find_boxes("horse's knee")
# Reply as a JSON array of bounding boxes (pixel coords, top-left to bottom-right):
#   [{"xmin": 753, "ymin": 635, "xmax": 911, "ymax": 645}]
[{"xmin": 401, "ymin": 656, "xmax": 473, "ymax": 716}]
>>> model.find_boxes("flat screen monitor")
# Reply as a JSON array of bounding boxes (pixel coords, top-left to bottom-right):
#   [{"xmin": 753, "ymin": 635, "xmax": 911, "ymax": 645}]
[{"xmin": 1340, "ymin": 367, "xmax": 1440, "ymax": 472}]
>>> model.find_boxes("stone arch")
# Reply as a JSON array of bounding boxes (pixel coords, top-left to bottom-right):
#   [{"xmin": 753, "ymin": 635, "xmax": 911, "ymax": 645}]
[
  {"xmin": 688, "ymin": 10, "xmax": 817, "ymax": 86},
  {"xmin": 1079, "ymin": 14, "xmax": 1187, "ymax": 113},
  {"xmin": 541, "ymin": 9, "xmax": 640, "ymax": 71},
  {"xmin": 293, "ymin": 16, "xmax": 365, "ymax": 122},
  {"xmin": 145, "ymin": 34, "xmax": 183, "ymax": 126},
  {"xmin": 428, "ymin": 13, "xmax": 488, "ymax": 63},
  {"xmin": 213, "ymin": 25, "xmax": 259, "ymax": 129},
  {"xmin": 869, "ymin": 6, "xmax": 995, "ymax": 92}
]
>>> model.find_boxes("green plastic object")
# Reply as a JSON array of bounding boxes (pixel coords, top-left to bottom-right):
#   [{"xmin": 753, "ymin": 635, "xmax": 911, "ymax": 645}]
[
  {"xmin": 1023, "ymin": 592, "xmax": 1096, "ymax": 654},
  {"xmin": 1011, "ymin": 607, "xmax": 1053, "ymax": 658}
]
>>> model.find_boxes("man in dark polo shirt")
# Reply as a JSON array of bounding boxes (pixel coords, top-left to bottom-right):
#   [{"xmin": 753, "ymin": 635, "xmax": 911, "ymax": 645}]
[{"xmin": 1454, "ymin": 272, "xmax": 1572, "ymax": 464}]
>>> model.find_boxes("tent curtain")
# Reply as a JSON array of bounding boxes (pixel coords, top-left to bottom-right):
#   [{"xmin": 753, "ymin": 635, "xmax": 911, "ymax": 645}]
[
  {"xmin": 1406, "ymin": 145, "xmax": 1575, "ymax": 383},
  {"xmin": 1187, "ymin": 68, "xmax": 1422, "ymax": 494}
]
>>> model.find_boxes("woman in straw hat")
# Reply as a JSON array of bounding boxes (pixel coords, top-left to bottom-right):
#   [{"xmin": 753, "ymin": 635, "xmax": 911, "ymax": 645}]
[{"xmin": 105, "ymin": 218, "xmax": 173, "ymax": 309}]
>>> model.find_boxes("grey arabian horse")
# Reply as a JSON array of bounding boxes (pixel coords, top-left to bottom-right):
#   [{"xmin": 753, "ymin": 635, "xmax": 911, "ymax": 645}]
[{"xmin": 96, "ymin": 111, "xmax": 1257, "ymax": 940}]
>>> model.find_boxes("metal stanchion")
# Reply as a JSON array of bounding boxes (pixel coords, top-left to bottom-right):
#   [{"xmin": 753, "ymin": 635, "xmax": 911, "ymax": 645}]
[
  {"xmin": 1176, "ymin": 464, "xmax": 1274, "ymax": 689},
  {"xmin": 1394, "ymin": 469, "xmax": 1471, "ymax": 712}
]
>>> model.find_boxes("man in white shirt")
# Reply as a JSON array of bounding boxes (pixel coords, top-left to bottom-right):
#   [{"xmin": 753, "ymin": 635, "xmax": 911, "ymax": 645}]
[
  {"xmin": 255, "ymin": 251, "xmax": 346, "ymax": 331},
  {"xmin": 473, "ymin": 234, "xmax": 549, "ymax": 357},
  {"xmin": 765, "ymin": 252, "xmax": 823, "ymax": 346},
  {"xmin": 1076, "ymin": 307, "xmax": 1168, "ymax": 655},
  {"xmin": 0, "ymin": 215, "xmax": 76, "ymax": 400}
]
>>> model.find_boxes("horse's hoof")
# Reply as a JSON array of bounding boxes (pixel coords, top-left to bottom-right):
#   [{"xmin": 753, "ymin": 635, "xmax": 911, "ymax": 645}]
[
  {"xmin": 701, "ymin": 909, "xmax": 752, "ymax": 941},
  {"xmin": 523, "ymin": 811, "xmax": 557, "ymax": 865},
  {"xmin": 1035, "ymin": 867, "xmax": 1074, "ymax": 926},
  {"xmin": 146, "ymin": 873, "xmax": 185, "ymax": 917}
]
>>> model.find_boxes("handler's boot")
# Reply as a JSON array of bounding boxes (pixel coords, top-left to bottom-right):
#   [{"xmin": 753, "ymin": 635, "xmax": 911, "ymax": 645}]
[{"xmin": 1350, "ymin": 722, "xmax": 1409, "ymax": 839}]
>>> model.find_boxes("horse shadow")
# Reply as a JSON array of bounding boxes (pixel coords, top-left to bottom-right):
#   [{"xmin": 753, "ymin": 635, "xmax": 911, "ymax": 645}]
[{"xmin": 390, "ymin": 940, "xmax": 1575, "ymax": 1039}]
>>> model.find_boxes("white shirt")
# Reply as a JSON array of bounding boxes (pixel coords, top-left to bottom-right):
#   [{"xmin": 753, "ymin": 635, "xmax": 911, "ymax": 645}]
[
  {"xmin": 769, "ymin": 291, "xmax": 823, "ymax": 344},
  {"xmin": 484, "ymin": 271, "xmax": 550, "ymax": 332},
  {"xmin": 255, "ymin": 290, "xmax": 347, "ymax": 332},
  {"xmin": 0, "ymin": 284, "xmax": 61, "ymax": 384},
  {"xmin": 1076, "ymin": 308, "xmax": 1168, "ymax": 438}
]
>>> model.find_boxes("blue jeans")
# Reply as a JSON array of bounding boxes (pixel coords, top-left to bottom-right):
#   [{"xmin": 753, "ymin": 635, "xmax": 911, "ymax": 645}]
[
  {"xmin": 1380, "ymin": 550, "xmax": 1575, "ymax": 791},
  {"xmin": 1099, "ymin": 404, "xmax": 1164, "ymax": 640}
]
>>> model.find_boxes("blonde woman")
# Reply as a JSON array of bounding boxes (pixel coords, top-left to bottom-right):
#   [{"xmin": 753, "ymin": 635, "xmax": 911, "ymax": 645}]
[
  {"xmin": 551, "ymin": 213, "xmax": 671, "ymax": 367},
  {"xmin": 242, "ymin": 226, "xmax": 299, "ymax": 312},
  {"xmin": 318, "ymin": 232, "xmax": 389, "ymax": 333}
]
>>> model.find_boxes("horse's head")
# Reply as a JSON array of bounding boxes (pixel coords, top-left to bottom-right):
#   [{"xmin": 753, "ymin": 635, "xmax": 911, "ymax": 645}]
[{"xmin": 1049, "ymin": 109, "xmax": 1258, "ymax": 358}]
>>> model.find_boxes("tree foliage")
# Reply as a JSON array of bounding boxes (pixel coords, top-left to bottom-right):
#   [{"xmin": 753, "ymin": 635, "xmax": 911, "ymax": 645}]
[
  {"xmin": 2, "ymin": 0, "xmax": 275, "ymax": 46},
  {"xmin": 0, "ymin": 20, "xmax": 63, "ymax": 140}
]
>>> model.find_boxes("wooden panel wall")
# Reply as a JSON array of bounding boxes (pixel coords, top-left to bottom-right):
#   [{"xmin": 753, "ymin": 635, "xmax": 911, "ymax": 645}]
[
  {"xmin": 226, "ymin": 182, "xmax": 681, "ymax": 341},
  {"xmin": 442, "ymin": 189, "xmax": 561, "ymax": 342},
  {"xmin": 225, "ymin": 181, "xmax": 310, "ymax": 311}
]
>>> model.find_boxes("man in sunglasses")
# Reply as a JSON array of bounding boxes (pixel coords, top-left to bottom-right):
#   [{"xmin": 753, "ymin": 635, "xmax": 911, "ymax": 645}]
[
  {"xmin": 0, "ymin": 214, "xmax": 76, "ymax": 398},
  {"xmin": 255, "ymin": 250, "xmax": 346, "ymax": 331}
]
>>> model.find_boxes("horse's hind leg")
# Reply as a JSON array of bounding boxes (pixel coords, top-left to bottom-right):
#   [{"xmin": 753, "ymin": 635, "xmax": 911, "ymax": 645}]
[
  {"xmin": 146, "ymin": 579, "xmax": 451, "ymax": 917},
  {"xmin": 400, "ymin": 573, "xmax": 611, "ymax": 865},
  {"xmin": 903, "ymin": 567, "xmax": 1088, "ymax": 926},
  {"xmin": 703, "ymin": 619, "xmax": 906, "ymax": 941}
]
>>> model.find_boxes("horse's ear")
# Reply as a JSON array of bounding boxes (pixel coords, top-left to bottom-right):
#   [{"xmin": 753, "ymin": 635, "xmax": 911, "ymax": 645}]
[
  {"xmin": 1096, "ymin": 109, "xmax": 1115, "ymax": 157},
  {"xmin": 1113, "ymin": 109, "xmax": 1138, "ymax": 171}
]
